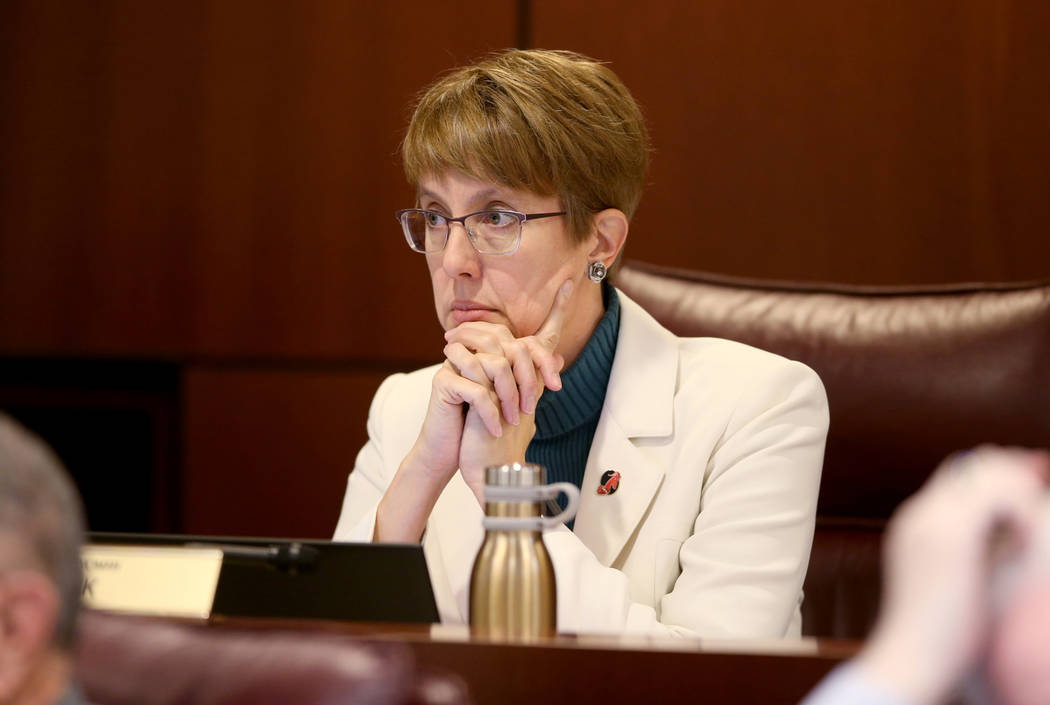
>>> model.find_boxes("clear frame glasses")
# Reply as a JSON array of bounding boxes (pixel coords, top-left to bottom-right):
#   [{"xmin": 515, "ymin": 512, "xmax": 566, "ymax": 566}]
[{"xmin": 395, "ymin": 208, "xmax": 566, "ymax": 255}]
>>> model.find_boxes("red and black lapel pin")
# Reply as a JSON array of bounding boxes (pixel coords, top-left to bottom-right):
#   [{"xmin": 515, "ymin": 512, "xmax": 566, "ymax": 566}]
[{"xmin": 597, "ymin": 470, "xmax": 621, "ymax": 495}]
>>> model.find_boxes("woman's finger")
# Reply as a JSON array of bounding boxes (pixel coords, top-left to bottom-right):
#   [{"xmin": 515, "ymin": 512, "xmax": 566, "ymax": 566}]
[
  {"xmin": 522, "ymin": 336, "xmax": 565, "ymax": 391},
  {"xmin": 533, "ymin": 279, "xmax": 575, "ymax": 352},
  {"xmin": 442, "ymin": 278, "xmax": 574, "ymax": 399},
  {"xmin": 444, "ymin": 342, "xmax": 521, "ymax": 425},
  {"xmin": 444, "ymin": 322, "xmax": 512, "ymax": 354},
  {"xmin": 499, "ymin": 338, "xmax": 542, "ymax": 414},
  {"xmin": 522, "ymin": 278, "xmax": 573, "ymax": 390},
  {"xmin": 443, "ymin": 342, "xmax": 487, "ymax": 385},
  {"xmin": 433, "ymin": 364, "xmax": 503, "ymax": 437},
  {"xmin": 445, "ymin": 322, "xmax": 552, "ymax": 407},
  {"xmin": 477, "ymin": 353, "xmax": 521, "ymax": 426}
]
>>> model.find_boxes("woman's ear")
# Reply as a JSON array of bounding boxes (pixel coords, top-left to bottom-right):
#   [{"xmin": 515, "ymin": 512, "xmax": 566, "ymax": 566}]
[
  {"xmin": 0, "ymin": 571, "xmax": 61, "ymax": 700},
  {"xmin": 587, "ymin": 208, "xmax": 629, "ymax": 267}
]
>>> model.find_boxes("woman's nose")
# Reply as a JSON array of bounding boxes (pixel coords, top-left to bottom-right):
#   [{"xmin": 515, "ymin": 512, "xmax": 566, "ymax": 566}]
[{"xmin": 440, "ymin": 222, "xmax": 481, "ymax": 278}]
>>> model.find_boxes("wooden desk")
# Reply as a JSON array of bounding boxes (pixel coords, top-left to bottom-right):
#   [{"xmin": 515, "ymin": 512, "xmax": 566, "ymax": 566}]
[{"xmin": 208, "ymin": 616, "xmax": 860, "ymax": 705}]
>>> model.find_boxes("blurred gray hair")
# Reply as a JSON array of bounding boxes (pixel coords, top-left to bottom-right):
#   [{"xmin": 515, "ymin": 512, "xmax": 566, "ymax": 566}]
[{"xmin": 0, "ymin": 413, "xmax": 85, "ymax": 650}]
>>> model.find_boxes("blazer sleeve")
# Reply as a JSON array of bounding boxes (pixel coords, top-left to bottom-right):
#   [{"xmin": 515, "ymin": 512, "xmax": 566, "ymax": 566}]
[
  {"xmin": 332, "ymin": 373, "xmax": 404, "ymax": 543},
  {"xmin": 548, "ymin": 359, "xmax": 828, "ymax": 638}
]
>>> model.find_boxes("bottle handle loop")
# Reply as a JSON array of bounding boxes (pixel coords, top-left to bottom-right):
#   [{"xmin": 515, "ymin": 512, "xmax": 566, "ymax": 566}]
[{"xmin": 482, "ymin": 482, "xmax": 581, "ymax": 531}]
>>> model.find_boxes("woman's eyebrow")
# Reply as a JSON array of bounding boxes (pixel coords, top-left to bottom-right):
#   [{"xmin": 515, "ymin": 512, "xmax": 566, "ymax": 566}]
[
  {"xmin": 416, "ymin": 189, "xmax": 445, "ymax": 208},
  {"xmin": 418, "ymin": 187, "xmax": 512, "ymax": 210}
]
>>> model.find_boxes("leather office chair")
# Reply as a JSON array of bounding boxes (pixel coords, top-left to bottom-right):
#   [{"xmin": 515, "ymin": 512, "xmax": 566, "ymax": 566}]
[
  {"xmin": 615, "ymin": 260, "xmax": 1050, "ymax": 639},
  {"xmin": 75, "ymin": 610, "xmax": 471, "ymax": 705}
]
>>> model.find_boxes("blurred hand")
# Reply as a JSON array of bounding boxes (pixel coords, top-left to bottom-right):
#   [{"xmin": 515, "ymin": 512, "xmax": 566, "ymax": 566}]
[
  {"xmin": 987, "ymin": 551, "xmax": 1050, "ymax": 705},
  {"xmin": 856, "ymin": 446, "xmax": 1050, "ymax": 705}
]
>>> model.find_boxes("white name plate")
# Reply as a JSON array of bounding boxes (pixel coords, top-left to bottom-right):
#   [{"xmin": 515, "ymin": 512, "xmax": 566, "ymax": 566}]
[{"xmin": 81, "ymin": 545, "xmax": 224, "ymax": 619}]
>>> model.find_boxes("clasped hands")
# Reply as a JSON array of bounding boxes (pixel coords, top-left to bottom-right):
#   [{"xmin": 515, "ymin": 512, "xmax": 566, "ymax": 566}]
[
  {"xmin": 411, "ymin": 279, "xmax": 575, "ymax": 503},
  {"xmin": 375, "ymin": 280, "xmax": 574, "ymax": 542}
]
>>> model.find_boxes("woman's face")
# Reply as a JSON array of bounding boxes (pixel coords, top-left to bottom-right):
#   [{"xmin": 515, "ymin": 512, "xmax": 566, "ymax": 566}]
[{"xmin": 419, "ymin": 170, "xmax": 596, "ymax": 351}]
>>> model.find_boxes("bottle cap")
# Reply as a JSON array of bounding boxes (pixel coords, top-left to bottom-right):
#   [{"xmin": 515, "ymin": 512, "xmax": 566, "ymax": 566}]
[{"xmin": 485, "ymin": 463, "xmax": 547, "ymax": 488}]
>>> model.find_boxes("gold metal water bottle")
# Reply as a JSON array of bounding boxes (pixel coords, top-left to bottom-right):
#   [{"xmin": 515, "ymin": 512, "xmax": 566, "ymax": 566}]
[{"xmin": 469, "ymin": 463, "xmax": 580, "ymax": 641}]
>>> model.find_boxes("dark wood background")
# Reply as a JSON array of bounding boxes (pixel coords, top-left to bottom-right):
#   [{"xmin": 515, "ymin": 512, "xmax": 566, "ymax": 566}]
[{"xmin": 2, "ymin": 0, "xmax": 1048, "ymax": 538}]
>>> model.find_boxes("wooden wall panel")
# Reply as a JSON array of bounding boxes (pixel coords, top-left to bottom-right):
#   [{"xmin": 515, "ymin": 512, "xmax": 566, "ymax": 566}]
[
  {"xmin": 181, "ymin": 365, "xmax": 393, "ymax": 538},
  {"xmin": 1, "ymin": 2, "xmax": 207, "ymax": 355},
  {"xmin": 533, "ymin": 0, "xmax": 1050, "ymax": 284},
  {"xmin": 5, "ymin": 0, "xmax": 1049, "ymax": 360},
  {"xmin": 0, "ymin": 0, "xmax": 515, "ymax": 358},
  {"xmin": 5, "ymin": 0, "xmax": 1050, "ymax": 542}
]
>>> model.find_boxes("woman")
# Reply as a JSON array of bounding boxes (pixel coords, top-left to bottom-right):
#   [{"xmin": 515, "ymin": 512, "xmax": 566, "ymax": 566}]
[{"xmin": 334, "ymin": 49, "xmax": 829, "ymax": 638}]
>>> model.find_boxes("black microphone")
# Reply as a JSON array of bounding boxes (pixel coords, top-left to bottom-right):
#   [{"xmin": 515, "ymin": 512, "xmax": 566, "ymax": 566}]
[{"xmin": 188, "ymin": 541, "xmax": 321, "ymax": 574}]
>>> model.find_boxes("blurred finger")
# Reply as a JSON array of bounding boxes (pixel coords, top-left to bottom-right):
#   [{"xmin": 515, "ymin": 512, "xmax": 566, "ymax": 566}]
[{"xmin": 922, "ymin": 448, "xmax": 1048, "ymax": 553}]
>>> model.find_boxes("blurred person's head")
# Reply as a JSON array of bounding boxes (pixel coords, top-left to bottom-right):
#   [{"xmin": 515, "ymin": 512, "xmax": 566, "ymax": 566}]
[
  {"xmin": 0, "ymin": 414, "xmax": 85, "ymax": 702},
  {"xmin": 399, "ymin": 49, "xmax": 649, "ymax": 363}
]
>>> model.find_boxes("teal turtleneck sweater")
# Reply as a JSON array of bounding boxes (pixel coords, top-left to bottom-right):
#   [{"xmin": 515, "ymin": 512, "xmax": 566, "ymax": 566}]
[{"xmin": 525, "ymin": 283, "xmax": 620, "ymax": 530}]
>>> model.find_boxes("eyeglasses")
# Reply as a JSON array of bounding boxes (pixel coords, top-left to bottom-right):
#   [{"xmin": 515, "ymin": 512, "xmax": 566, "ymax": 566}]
[{"xmin": 395, "ymin": 208, "xmax": 566, "ymax": 255}]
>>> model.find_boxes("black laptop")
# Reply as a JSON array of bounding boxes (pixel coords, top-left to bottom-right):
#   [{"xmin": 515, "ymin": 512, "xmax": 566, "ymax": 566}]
[{"xmin": 88, "ymin": 533, "xmax": 440, "ymax": 624}]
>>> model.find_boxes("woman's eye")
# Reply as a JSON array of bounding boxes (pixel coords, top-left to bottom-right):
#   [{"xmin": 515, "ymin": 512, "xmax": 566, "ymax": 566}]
[
  {"xmin": 486, "ymin": 212, "xmax": 514, "ymax": 226},
  {"xmin": 425, "ymin": 212, "xmax": 444, "ymax": 227}
]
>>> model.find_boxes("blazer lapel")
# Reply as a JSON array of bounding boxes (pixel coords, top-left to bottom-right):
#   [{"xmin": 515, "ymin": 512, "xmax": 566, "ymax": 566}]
[
  {"xmin": 572, "ymin": 291, "xmax": 678, "ymax": 567},
  {"xmin": 573, "ymin": 415, "xmax": 666, "ymax": 567}
]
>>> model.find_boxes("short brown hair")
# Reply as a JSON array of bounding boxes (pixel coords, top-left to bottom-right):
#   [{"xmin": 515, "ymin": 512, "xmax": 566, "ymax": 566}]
[{"xmin": 402, "ymin": 49, "xmax": 649, "ymax": 241}]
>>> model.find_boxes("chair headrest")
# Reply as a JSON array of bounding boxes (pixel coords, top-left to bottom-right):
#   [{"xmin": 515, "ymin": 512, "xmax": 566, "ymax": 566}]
[{"xmin": 615, "ymin": 261, "xmax": 1050, "ymax": 518}]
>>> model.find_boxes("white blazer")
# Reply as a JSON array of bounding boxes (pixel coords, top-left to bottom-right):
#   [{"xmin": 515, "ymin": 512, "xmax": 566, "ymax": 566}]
[{"xmin": 334, "ymin": 290, "xmax": 828, "ymax": 638}]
